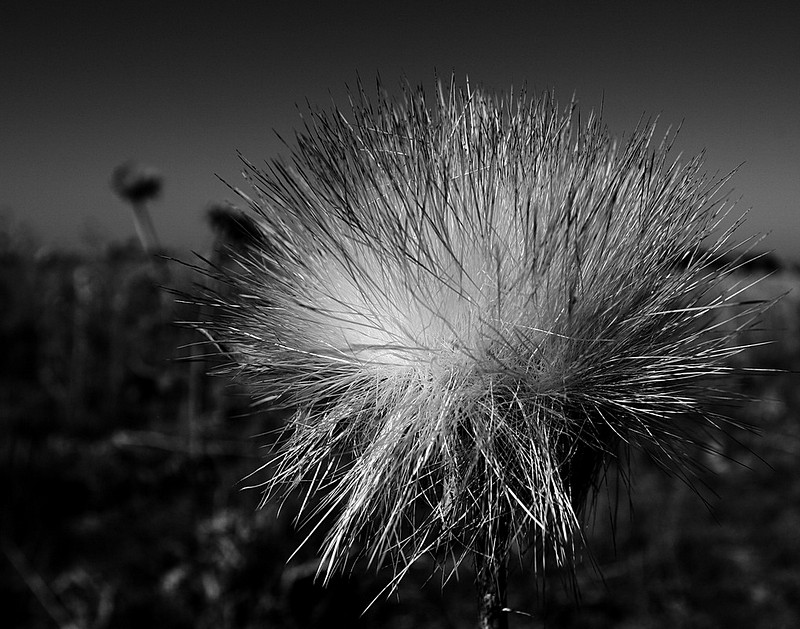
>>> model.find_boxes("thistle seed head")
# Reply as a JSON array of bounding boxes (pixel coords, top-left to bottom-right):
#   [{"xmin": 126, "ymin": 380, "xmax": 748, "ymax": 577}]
[{"xmin": 203, "ymin": 77, "xmax": 764, "ymax": 587}]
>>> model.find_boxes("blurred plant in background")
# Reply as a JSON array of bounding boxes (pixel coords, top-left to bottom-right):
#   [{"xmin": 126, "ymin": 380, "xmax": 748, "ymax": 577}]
[{"xmin": 110, "ymin": 162, "xmax": 164, "ymax": 254}]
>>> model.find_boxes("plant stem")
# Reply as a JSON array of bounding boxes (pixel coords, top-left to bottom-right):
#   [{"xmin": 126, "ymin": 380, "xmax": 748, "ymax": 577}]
[
  {"xmin": 131, "ymin": 201, "xmax": 161, "ymax": 253},
  {"xmin": 474, "ymin": 513, "xmax": 510, "ymax": 629},
  {"xmin": 475, "ymin": 553, "xmax": 508, "ymax": 629}
]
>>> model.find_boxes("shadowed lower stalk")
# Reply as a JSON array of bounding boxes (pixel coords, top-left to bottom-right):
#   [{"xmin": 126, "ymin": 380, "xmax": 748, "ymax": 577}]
[
  {"xmin": 475, "ymin": 513, "xmax": 510, "ymax": 629},
  {"xmin": 193, "ymin": 76, "xmax": 769, "ymax": 624}
]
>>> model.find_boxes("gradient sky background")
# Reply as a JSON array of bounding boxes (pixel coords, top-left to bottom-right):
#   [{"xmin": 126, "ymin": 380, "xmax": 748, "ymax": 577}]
[{"xmin": 2, "ymin": 1, "xmax": 798, "ymax": 258}]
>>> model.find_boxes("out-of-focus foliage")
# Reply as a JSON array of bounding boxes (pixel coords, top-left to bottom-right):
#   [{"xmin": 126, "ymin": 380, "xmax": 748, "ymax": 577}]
[{"xmin": 1, "ymin": 238, "xmax": 799, "ymax": 628}]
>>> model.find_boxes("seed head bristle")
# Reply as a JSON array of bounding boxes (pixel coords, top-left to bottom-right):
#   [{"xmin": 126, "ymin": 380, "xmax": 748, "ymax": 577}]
[{"xmin": 202, "ymin": 77, "xmax": 767, "ymax": 588}]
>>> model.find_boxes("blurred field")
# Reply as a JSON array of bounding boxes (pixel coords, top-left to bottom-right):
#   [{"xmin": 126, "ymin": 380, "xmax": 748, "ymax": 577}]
[{"xmin": 1, "ymin": 240, "xmax": 799, "ymax": 628}]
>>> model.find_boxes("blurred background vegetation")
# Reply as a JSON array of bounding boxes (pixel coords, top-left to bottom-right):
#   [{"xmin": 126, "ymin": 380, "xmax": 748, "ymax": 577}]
[{"xmin": 1, "ymin": 201, "xmax": 799, "ymax": 628}]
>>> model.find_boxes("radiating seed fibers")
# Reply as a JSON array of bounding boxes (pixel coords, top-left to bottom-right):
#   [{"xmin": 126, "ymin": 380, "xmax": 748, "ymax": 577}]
[{"xmin": 201, "ymin": 78, "xmax": 765, "ymax": 586}]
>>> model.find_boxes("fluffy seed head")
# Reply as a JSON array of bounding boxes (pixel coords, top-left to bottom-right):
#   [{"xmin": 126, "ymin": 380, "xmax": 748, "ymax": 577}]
[{"xmin": 204, "ymin": 78, "xmax": 763, "ymax": 586}]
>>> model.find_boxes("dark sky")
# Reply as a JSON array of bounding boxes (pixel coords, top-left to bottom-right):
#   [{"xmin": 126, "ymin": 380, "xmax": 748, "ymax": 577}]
[{"xmin": 2, "ymin": 1, "xmax": 798, "ymax": 258}]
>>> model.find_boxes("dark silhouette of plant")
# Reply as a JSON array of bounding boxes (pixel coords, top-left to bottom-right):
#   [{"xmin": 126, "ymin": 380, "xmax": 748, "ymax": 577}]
[
  {"xmin": 206, "ymin": 203, "xmax": 260, "ymax": 250},
  {"xmin": 111, "ymin": 161, "xmax": 163, "ymax": 254}
]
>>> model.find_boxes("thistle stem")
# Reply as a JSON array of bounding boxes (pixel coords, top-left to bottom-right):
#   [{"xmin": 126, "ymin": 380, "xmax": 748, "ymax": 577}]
[
  {"xmin": 475, "ymin": 554, "xmax": 508, "ymax": 629},
  {"xmin": 131, "ymin": 201, "xmax": 161, "ymax": 253},
  {"xmin": 474, "ymin": 513, "xmax": 510, "ymax": 629}
]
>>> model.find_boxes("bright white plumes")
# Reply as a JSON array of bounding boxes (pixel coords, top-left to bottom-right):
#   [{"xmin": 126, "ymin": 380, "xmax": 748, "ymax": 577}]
[{"xmin": 209, "ymin": 79, "xmax": 763, "ymax": 585}]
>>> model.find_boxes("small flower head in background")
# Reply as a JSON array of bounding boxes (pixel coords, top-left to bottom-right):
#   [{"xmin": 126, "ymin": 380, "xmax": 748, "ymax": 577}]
[
  {"xmin": 200, "ymin": 77, "xmax": 767, "ymax": 603},
  {"xmin": 111, "ymin": 161, "xmax": 163, "ymax": 253}
]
